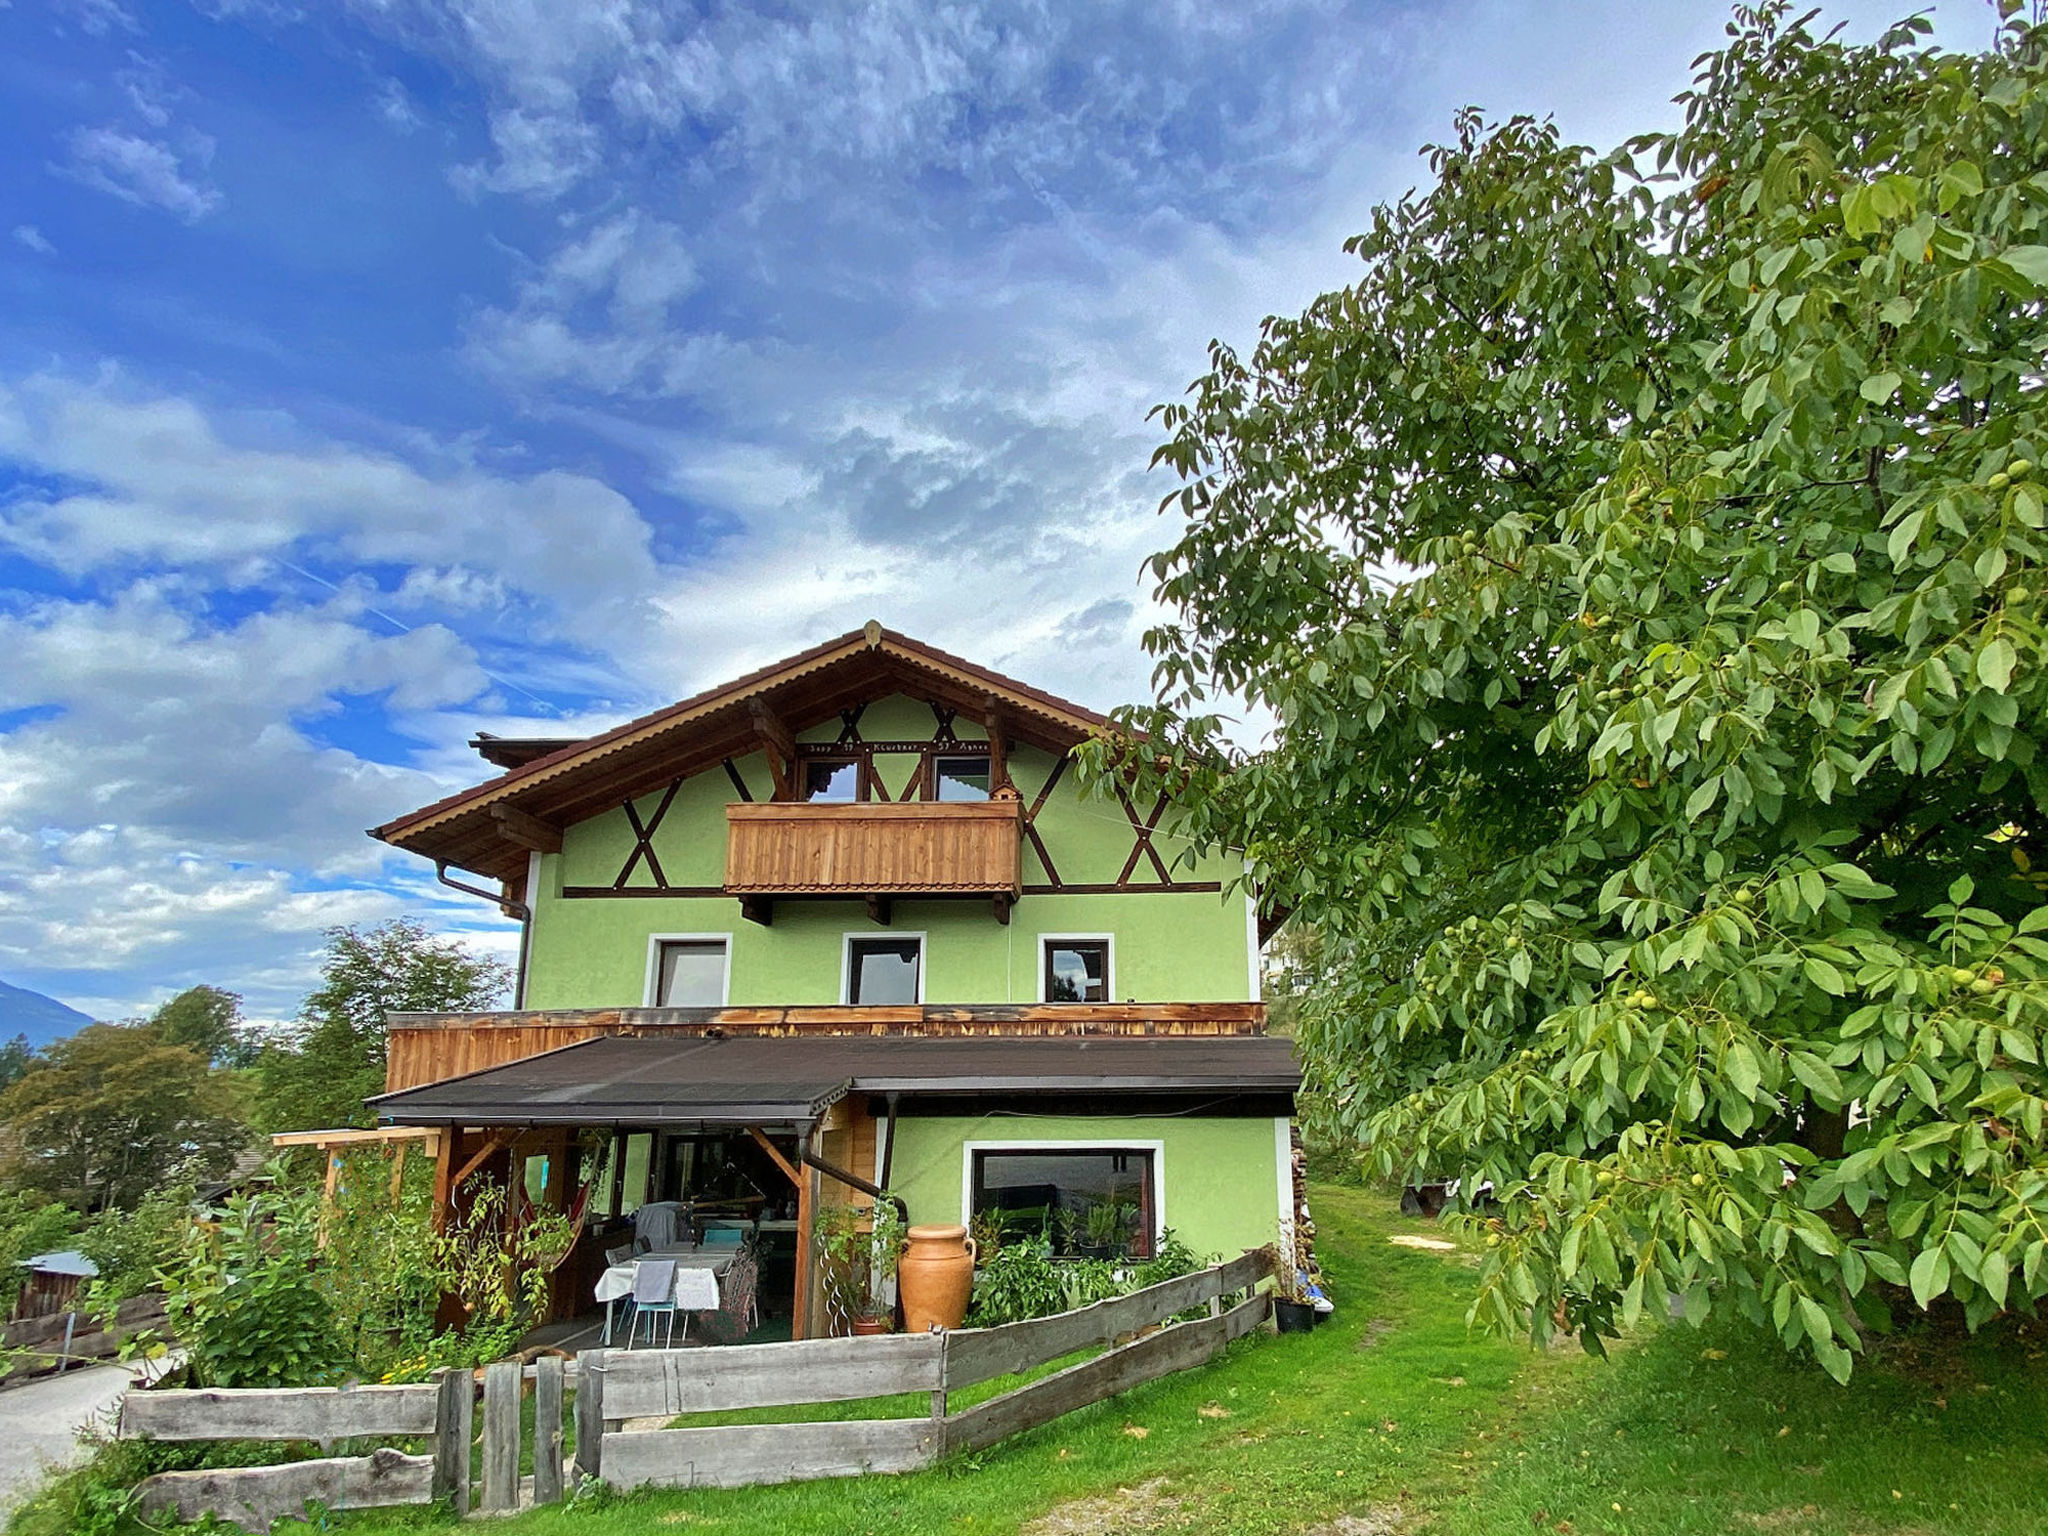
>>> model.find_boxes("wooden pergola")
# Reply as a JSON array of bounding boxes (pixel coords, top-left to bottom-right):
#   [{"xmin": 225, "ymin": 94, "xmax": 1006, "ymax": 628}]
[{"xmin": 271, "ymin": 1124, "xmax": 444, "ymax": 1207}]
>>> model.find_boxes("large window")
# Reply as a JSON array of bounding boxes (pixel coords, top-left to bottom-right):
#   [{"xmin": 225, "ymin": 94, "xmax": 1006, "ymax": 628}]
[
  {"xmin": 845, "ymin": 935, "xmax": 923, "ymax": 1004},
  {"xmin": 650, "ymin": 937, "xmax": 729, "ymax": 1006},
  {"xmin": 1042, "ymin": 938, "xmax": 1111, "ymax": 1003},
  {"xmin": 970, "ymin": 1147, "xmax": 1156, "ymax": 1259}
]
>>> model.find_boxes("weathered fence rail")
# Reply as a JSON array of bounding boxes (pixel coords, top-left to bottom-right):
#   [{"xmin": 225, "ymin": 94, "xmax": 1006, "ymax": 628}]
[
  {"xmin": 114, "ymin": 1248, "xmax": 1276, "ymax": 1527},
  {"xmin": 118, "ymin": 1370, "xmax": 472, "ymax": 1529},
  {"xmin": 584, "ymin": 1246, "xmax": 1273, "ymax": 1493},
  {"xmin": 1, "ymin": 1292, "xmax": 166, "ymax": 1382}
]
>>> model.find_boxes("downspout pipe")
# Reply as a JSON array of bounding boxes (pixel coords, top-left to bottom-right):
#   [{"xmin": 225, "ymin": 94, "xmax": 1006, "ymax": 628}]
[
  {"xmin": 800, "ymin": 1145, "xmax": 909, "ymax": 1225},
  {"xmin": 877, "ymin": 1092, "xmax": 901, "ymax": 1192},
  {"xmin": 435, "ymin": 861, "xmax": 533, "ymax": 1004}
]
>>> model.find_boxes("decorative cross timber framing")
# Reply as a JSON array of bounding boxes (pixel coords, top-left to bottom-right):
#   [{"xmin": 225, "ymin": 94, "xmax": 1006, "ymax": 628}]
[
  {"xmin": 1019, "ymin": 755, "xmax": 1222, "ymax": 897},
  {"xmin": 615, "ymin": 778, "xmax": 683, "ymax": 889}
]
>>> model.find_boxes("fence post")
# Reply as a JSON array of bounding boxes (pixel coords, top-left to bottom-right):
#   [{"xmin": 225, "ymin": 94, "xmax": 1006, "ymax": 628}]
[
  {"xmin": 533, "ymin": 1356, "xmax": 565, "ymax": 1505},
  {"xmin": 573, "ymin": 1348, "xmax": 607, "ymax": 1485},
  {"xmin": 481, "ymin": 1361, "xmax": 521, "ymax": 1513},
  {"xmin": 432, "ymin": 1368, "xmax": 472, "ymax": 1516}
]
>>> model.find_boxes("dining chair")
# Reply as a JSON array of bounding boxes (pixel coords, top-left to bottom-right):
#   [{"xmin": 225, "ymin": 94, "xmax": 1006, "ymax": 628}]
[{"xmin": 629, "ymin": 1257, "xmax": 682, "ymax": 1349}]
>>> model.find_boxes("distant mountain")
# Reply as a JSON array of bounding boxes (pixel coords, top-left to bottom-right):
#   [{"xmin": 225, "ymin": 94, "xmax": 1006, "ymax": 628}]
[{"xmin": 0, "ymin": 980, "xmax": 94, "ymax": 1048}]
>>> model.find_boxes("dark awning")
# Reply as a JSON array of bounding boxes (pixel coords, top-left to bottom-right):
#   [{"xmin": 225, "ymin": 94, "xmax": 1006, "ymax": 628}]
[{"xmin": 368, "ymin": 1033, "xmax": 1301, "ymax": 1130}]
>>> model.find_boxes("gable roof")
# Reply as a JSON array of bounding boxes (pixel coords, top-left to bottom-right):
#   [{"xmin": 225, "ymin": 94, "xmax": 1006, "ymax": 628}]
[{"xmin": 372, "ymin": 622, "xmax": 1113, "ymax": 884}]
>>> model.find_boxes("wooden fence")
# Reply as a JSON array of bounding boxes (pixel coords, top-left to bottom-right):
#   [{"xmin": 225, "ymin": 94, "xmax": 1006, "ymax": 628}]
[
  {"xmin": 118, "ymin": 1373, "xmax": 472, "ymax": 1529},
  {"xmin": 582, "ymin": 1247, "xmax": 1272, "ymax": 1493},
  {"xmin": 2, "ymin": 1293, "xmax": 166, "ymax": 1383},
  {"xmin": 114, "ymin": 1248, "xmax": 1273, "ymax": 1526}
]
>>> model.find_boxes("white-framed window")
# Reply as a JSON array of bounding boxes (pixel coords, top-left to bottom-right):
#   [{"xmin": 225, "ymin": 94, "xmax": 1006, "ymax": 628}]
[
  {"xmin": 842, "ymin": 932, "xmax": 926, "ymax": 1004},
  {"xmin": 643, "ymin": 933, "xmax": 733, "ymax": 1007},
  {"xmin": 960, "ymin": 1139, "xmax": 1165, "ymax": 1259},
  {"xmin": 1038, "ymin": 934, "xmax": 1114, "ymax": 1003}
]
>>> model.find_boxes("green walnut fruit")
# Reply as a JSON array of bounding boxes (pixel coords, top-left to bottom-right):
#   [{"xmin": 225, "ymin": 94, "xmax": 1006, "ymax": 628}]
[
  {"xmin": 1597, "ymin": 1170, "xmax": 1616, "ymax": 1185},
  {"xmin": 1951, "ymin": 966, "xmax": 1976, "ymax": 986},
  {"xmin": 2010, "ymin": 587, "xmax": 2031, "ymax": 604},
  {"xmin": 1691, "ymin": 1174, "xmax": 1706, "ymax": 1187},
  {"xmin": 2010, "ymin": 459, "xmax": 2033, "ymax": 479},
  {"xmin": 1988, "ymin": 471, "xmax": 2011, "ymax": 491},
  {"xmin": 1970, "ymin": 978, "xmax": 1995, "ymax": 995}
]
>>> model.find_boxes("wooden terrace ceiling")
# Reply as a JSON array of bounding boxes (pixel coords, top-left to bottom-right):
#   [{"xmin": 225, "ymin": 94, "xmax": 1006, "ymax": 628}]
[{"xmin": 371, "ymin": 623, "xmax": 1116, "ymax": 885}]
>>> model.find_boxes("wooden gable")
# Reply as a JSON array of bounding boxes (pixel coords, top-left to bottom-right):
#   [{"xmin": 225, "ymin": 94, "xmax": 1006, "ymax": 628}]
[{"xmin": 371, "ymin": 622, "xmax": 1112, "ymax": 886}]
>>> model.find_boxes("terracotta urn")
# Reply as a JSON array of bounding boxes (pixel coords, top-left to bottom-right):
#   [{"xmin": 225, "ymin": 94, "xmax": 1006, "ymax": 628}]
[{"xmin": 896, "ymin": 1224, "xmax": 978, "ymax": 1333}]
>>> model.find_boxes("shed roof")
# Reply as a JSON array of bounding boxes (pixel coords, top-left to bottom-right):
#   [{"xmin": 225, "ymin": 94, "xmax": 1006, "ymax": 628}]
[{"xmin": 369, "ymin": 1033, "xmax": 1299, "ymax": 1130}]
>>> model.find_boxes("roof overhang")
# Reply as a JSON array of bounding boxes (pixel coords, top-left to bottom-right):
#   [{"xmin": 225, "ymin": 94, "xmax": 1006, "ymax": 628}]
[
  {"xmin": 372, "ymin": 623, "xmax": 1116, "ymax": 885},
  {"xmin": 368, "ymin": 1033, "xmax": 1300, "ymax": 1130}
]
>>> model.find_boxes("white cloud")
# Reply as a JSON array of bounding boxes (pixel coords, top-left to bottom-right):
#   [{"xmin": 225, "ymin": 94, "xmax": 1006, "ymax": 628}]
[
  {"xmin": 11, "ymin": 225, "xmax": 54, "ymax": 255},
  {"xmin": 0, "ymin": 371, "xmax": 669, "ymax": 660},
  {"xmin": 57, "ymin": 125, "xmax": 224, "ymax": 222}
]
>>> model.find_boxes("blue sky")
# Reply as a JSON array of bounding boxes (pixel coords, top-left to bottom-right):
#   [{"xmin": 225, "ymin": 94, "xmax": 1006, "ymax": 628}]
[{"xmin": 0, "ymin": 0, "xmax": 1985, "ymax": 1022}]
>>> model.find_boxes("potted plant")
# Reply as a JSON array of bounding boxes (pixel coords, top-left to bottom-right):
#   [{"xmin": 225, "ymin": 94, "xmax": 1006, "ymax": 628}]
[
  {"xmin": 1268, "ymin": 1241, "xmax": 1316, "ymax": 1334},
  {"xmin": 1074, "ymin": 1200, "xmax": 1128, "ymax": 1261},
  {"xmin": 814, "ymin": 1197, "xmax": 906, "ymax": 1336}
]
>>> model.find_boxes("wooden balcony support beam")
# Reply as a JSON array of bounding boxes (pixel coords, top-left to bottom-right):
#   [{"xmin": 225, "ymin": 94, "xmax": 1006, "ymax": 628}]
[
  {"xmin": 750, "ymin": 700, "xmax": 798, "ymax": 800},
  {"xmin": 490, "ymin": 803, "xmax": 563, "ymax": 855},
  {"xmin": 982, "ymin": 695, "xmax": 1009, "ymax": 792}
]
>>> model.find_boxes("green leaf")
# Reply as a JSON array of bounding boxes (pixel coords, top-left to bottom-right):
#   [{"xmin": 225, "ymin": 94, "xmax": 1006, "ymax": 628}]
[
  {"xmin": 1724, "ymin": 1042, "xmax": 1762, "ymax": 1098},
  {"xmin": 1860, "ymin": 371, "xmax": 1902, "ymax": 405},
  {"xmin": 1978, "ymin": 637, "xmax": 2017, "ymax": 692},
  {"xmin": 1993, "ymin": 245, "xmax": 2048, "ymax": 289},
  {"xmin": 1909, "ymin": 1246, "xmax": 1950, "ymax": 1308},
  {"xmin": 1803, "ymin": 957, "xmax": 1847, "ymax": 995}
]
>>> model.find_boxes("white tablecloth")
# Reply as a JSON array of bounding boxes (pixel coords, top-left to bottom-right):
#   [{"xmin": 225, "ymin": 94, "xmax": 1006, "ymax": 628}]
[{"xmin": 594, "ymin": 1250, "xmax": 731, "ymax": 1310}]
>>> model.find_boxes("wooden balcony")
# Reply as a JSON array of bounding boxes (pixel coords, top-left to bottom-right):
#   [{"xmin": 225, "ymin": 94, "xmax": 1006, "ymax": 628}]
[{"xmin": 725, "ymin": 799, "xmax": 1022, "ymax": 923}]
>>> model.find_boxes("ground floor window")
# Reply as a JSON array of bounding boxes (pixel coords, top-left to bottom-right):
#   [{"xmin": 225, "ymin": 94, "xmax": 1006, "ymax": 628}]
[{"xmin": 970, "ymin": 1146, "xmax": 1156, "ymax": 1260}]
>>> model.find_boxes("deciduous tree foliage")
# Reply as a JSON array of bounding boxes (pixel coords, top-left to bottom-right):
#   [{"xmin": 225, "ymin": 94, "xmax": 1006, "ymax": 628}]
[
  {"xmin": 255, "ymin": 920, "xmax": 510, "ymax": 1132},
  {"xmin": 0, "ymin": 1024, "xmax": 248, "ymax": 1211},
  {"xmin": 1099, "ymin": 7, "xmax": 2048, "ymax": 1378}
]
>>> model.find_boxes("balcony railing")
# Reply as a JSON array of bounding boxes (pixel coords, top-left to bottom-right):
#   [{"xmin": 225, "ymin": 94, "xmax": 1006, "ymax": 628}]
[{"xmin": 724, "ymin": 799, "xmax": 1022, "ymax": 921}]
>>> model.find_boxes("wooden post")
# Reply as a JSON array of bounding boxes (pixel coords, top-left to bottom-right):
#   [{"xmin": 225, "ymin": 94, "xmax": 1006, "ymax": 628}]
[
  {"xmin": 480, "ymin": 1362, "xmax": 520, "ymax": 1513},
  {"xmin": 533, "ymin": 1356, "xmax": 565, "ymax": 1505},
  {"xmin": 389, "ymin": 1141, "xmax": 409, "ymax": 1202},
  {"xmin": 432, "ymin": 1368, "xmax": 471, "ymax": 1516},
  {"xmin": 793, "ymin": 1162, "xmax": 817, "ymax": 1340},
  {"xmin": 573, "ymin": 1349, "xmax": 607, "ymax": 1484}
]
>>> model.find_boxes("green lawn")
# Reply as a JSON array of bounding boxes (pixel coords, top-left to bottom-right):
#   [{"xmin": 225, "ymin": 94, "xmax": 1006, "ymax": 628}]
[{"xmin": 34, "ymin": 1187, "xmax": 2048, "ymax": 1535}]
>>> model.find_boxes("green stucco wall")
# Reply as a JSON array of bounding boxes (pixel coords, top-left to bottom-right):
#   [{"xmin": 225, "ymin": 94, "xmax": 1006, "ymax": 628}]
[
  {"xmin": 885, "ymin": 1113, "xmax": 1284, "ymax": 1264},
  {"xmin": 519, "ymin": 692, "xmax": 1255, "ymax": 1009}
]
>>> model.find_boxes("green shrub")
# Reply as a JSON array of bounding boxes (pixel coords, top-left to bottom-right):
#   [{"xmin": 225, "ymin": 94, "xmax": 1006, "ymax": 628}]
[
  {"xmin": 158, "ymin": 1182, "xmax": 346, "ymax": 1389},
  {"xmin": 968, "ymin": 1236, "xmax": 1068, "ymax": 1326}
]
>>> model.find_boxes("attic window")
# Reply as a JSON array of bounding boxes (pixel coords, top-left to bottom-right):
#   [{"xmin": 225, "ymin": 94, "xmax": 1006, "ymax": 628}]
[
  {"xmin": 803, "ymin": 758, "xmax": 860, "ymax": 802},
  {"xmin": 933, "ymin": 756, "xmax": 990, "ymax": 801}
]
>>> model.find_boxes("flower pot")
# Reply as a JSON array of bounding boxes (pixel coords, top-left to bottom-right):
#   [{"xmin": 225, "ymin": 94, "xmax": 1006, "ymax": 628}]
[
  {"xmin": 898, "ymin": 1224, "xmax": 977, "ymax": 1333},
  {"xmin": 1076, "ymin": 1242, "xmax": 1114, "ymax": 1261},
  {"xmin": 1274, "ymin": 1299, "xmax": 1316, "ymax": 1334},
  {"xmin": 851, "ymin": 1316, "xmax": 891, "ymax": 1337}
]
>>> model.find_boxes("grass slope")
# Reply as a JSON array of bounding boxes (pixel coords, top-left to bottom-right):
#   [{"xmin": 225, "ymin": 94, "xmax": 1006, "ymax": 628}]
[
  {"xmin": 34, "ymin": 1188, "xmax": 2048, "ymax": 1534},
  {"xmin": 340, "ymin": 1186, "xmax": 1534, "ymax": 1535}
]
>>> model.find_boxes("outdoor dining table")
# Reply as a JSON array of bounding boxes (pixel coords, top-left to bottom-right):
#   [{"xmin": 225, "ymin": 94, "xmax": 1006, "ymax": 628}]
[{"xmin": 594, "ymin": 1247, "xmax": 736, "ymax": 1345}]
